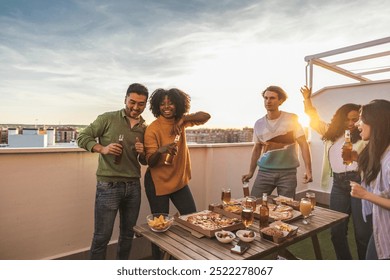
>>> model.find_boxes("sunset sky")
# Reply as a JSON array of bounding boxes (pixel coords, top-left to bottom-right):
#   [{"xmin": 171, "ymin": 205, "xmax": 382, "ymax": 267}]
[{"xmin": 1, "ymin": 0, "xmax": 389, "ymax": 128}]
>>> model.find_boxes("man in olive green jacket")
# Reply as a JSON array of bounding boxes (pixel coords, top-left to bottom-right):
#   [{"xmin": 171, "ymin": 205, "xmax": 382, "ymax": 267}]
[{"xmin": 77, "ymin": 83, "xmax": 148, "ymax": 260}]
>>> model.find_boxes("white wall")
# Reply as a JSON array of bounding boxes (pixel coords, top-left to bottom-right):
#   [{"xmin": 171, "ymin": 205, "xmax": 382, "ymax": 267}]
[{"xmin": 8, "ymin": 134, "xmax": 48, "ymax": 148}]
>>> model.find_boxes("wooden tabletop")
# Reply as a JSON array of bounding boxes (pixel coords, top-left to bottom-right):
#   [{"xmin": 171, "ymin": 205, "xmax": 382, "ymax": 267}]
[{"xmin": 133, "ymin": 206, "xmax": 348, "ymax": 260}]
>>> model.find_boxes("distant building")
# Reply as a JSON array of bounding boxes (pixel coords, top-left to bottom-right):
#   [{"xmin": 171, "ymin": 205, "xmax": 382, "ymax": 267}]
[
  {"xmin": 55, "ymin": 127, "xmax": 77, "ymax": 143},
  {"xmin": 240, "ymin": 127, "xmax": 254, "ymax": 142},
  {"xmin": 0, "ymin": 127, "xmax": 8, "ymax": 144},
  {"xmin": 186, "ymin": 127, "xmax": 253, "ymax": 144},
  {"xmin": 5, "ymin": 127, "xmax": 57, "ymax": 148},
  {"xmin": 2, "ymin": 124, "xmax": 252, "ymax": 146},
  {"xmin": 8, "ymin": 128, "xmax": 48, "ymax": 148},
  {"xmin": 47, "ymin": 128, "xmax": 55, "ymax": 146}
]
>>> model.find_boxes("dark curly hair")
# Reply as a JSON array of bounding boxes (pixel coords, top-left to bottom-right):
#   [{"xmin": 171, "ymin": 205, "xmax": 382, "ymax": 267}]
[
  {"xmin": 149, "ymin": 88, "xmax": 191, "ymax": 120},
  {"xmin": 358, "ymin": 99, "xmax": 390, "ymax": 186},
  {"xmin": 322, "ymin": 103, "xmax": 361, "ymax": 143}
]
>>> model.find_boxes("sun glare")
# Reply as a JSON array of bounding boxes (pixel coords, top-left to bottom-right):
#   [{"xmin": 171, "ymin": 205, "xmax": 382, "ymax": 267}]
[{"xmin": 297, "ymin": 112, "xmax": 310, "ymax": 128}]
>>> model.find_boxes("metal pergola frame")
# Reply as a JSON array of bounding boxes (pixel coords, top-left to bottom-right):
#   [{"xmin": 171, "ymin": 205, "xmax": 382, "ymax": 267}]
[{"xmin": 305, "ymin": 36, "xmax": 390, "ymax": 89}]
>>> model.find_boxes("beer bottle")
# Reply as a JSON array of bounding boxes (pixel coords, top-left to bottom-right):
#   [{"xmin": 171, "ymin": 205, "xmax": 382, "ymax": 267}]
[
  {"xmin": 342, "ymin": 130, "xmax": 353, "ymax": 165},
  {"xmin": 259, "ymin": 193, "xmax": 269, "ymax": 229},
  {"xmin": 114, "ymin": 134, "xmax": 124, "ymax": 164},
  {"xmin": 243, "ymin": 182, "xmax": 250, "ymax": 197},
  {"xmin": 164, "ymin": 135, "xmax": 180, "ymax": 165}
]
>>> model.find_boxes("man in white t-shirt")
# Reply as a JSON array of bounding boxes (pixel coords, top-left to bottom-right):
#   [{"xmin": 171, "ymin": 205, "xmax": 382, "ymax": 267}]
[{"xmin": 242, "ymin": 86, "xmax": 313, "ymax": 198}]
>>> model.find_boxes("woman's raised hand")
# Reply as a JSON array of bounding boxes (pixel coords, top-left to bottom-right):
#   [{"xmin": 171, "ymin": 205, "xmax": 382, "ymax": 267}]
[{"xmin": 300, "ymin": 86, "xmax": 312, "ymax": 100}]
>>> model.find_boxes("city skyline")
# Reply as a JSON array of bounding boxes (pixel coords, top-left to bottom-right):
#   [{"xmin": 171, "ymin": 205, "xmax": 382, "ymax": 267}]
[
  {"xmin": 1, "ymin": 1, "xmax": 390, "ymax": 128},
  {"xmin": 0, "ymin": 124, "xmax": 255, "ymax": 147}
]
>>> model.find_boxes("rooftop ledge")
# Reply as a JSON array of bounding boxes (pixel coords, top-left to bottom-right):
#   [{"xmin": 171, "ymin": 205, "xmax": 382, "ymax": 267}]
[{"xmin": 0, "ymin": 142, "xmax": 255, "ymax": 154}]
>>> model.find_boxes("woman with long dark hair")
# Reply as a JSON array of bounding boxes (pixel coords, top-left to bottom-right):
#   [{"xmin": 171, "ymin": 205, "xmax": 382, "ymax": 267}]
[
  {"xmin": 350, "ymin": 99, "xmax": 390, "ymax": 260},
  {"xmin": 301, "ymin": 86, "xmax": 372, "ymax": 259}
]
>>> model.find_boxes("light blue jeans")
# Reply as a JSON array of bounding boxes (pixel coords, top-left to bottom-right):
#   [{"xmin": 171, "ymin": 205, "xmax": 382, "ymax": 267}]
[
  {"xmin": 90, "ymin": 180, "xmax": 141, "ymax": 260},
  {"xmin": 251, "ymin": 168, "xmax": 297, "ymax": 198}
]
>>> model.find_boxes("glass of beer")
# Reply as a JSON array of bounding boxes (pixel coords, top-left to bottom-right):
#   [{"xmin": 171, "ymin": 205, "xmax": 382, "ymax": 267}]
[
  {"xmin": 300, "ymin": 197, "xmax": 312, "ymax": 224},
  {"xmin": 241, "ymin": 206, "xmax": 254, "ymax": 229},
  {"xmin": 221, "ymin": 188, "xmax": 231, "ymax": 205},
  {"xmin": 306, "ymin": 192, "xmax": 316, "ymax": 210},
  {"xmin": 243, "ymin": 196, "xmax": 257, "ymax": 211}
]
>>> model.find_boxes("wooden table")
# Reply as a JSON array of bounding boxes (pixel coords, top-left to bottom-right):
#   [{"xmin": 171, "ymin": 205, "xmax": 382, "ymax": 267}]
[{"xmin": 133, "ymin": 206, "xmax": 348, "ymax": 260}]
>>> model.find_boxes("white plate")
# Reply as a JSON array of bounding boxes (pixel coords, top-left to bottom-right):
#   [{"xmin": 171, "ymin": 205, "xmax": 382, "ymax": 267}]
[
  {"xmin": 236, "ymin": 229, "xmax": 256, "ymax": 242},
  {"xmin": 215, "ymin": 230, "xmax": 235, "ymax": 243}
]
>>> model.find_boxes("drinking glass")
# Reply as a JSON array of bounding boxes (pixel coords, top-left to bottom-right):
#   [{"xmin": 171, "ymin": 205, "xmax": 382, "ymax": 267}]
[
  {"xmin": 241, "ymin": 206, "xmax": 254, "ymax": 230},
  {"xmin": 300, "ymin": 197, "xmax": 312, "ymax": 225},
  {"xmin": 243, "ymin": 196, "xmax": 257, "ymax": 211},
  {"xmin": 306, "ymin": 192, "xmax": 316, "ymax": 210},
  {"xmin": 221, "ymin": 188, "xmax": 231, "ymax": 205}
]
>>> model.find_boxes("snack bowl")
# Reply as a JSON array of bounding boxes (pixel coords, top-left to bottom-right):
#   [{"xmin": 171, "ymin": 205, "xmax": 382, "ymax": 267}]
[
  {"xmin": 260, "ymin": 226, "xmax": 288, "ymax": 243},
  {"xmin": 146, "ymin": 213, "xmax": 174, "ymax": 232},
  {"xmin": 271, "ymin": 221, "xmax": 298, "ymax": 236},
  {"xmin": 260, "ymin": 221, "xmax": 298, "ymax": 244},
  {"xmin": 236, "ymin": 229, "xmax": 256, "ymax": 242},
  {"xmin": 215, "ymin": 230, "xmax": 235, "ymax": 243}
]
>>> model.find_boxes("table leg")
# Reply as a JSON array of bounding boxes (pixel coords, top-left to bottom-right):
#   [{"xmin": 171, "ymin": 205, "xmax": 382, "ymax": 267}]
[
  {"xmin": 311, "ymin": 234, "xmax": 323, "ymax": 259},
  {"xmin": 162, "ymin": 251, "xmax": 171, "ymax": 260}
]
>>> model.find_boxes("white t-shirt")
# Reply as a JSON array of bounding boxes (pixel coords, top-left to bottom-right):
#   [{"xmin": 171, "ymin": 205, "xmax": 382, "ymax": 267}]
[{"xmin": 253, "ymin": 111, "xmax": 305, "ymax": 170}]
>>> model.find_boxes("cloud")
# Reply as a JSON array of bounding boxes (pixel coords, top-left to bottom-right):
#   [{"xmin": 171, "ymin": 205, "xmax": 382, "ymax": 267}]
[{"xmin": 1, "ymin": 0, "xmax": 389, "ymax": 126}]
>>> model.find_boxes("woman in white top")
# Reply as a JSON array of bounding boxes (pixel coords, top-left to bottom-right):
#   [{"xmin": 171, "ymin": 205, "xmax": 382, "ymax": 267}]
[{"xmin": 301, "ymin": 86, "xmax": 372, "ymax": 260}]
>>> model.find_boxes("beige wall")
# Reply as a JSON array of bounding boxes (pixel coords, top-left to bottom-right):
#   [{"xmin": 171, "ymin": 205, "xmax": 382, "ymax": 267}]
[{"xmin": 0, "ymin": 148, "xmax": 97, "ymax": 259}]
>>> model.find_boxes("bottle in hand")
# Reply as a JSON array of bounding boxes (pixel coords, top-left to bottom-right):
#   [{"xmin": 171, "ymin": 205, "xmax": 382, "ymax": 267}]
[
  {"xmin": 164, "ymin": 135, "xmax": 180, "ymax": 165},
  {"xmin": 114, "ymin": 134, "xmax": 124, "ymax": 164},
  {"xmin": 243, "ymin": 182, "xmax": 250, "ymax": 197},
  {"xmin": 259, "ymin": 193, "xmax": 269, "ymax": 229},
  {"xmin": 342, "ymin": 129, "xmax": 353, "ymax": 165}
]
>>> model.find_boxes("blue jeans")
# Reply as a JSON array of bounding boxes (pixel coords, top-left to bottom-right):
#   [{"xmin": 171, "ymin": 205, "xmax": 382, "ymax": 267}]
[
  {"xmin": 330, "ymin": 171, "xmax": 372, "ymax": 260},
  {"xmin": 144, "ymin": 169, "xmax": 196, "ymax": 259},
  {"xmin": 251, "ymin": 169, "xmax": 297, "ymax": 198},
  {"xmin": 90, "ymin": 180, "xmax": 141, "ymax": 260}
]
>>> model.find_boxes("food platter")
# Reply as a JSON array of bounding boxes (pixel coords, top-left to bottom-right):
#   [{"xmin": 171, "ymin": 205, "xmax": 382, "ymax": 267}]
[
  {"xmin": 222, "ymin": 204, "xmax": 242, "ymax": 214},
  {"xmin": 210, "ymin": 198, "xmax": 302, "ymax": 222},
  {"xmin": 272, "ymin": 196, "xmax": 300, "ymax": 210},
  {"xmin": 267, "ymin": 204, "xmax": 294, "ymax": 220},
  {"xmin": 272, "ymin": 195, "xmax": 293, "ymax": 204},
  {"xmin": 254, "ymin": 203, "xmax": 301, "ymax": 222},
  {"xmin": 174, "ymin": 209, "xmax": 245, "ymax": 238}
]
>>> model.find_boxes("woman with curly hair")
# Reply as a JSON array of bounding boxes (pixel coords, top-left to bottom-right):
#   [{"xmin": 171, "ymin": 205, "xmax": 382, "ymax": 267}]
[
  {"xmin": 301, "ymin": 86, "xmax": 372, "ymax": 259},
  {"xmin": 144, "ymin": 88, "xmax": 210, "ymax": 259},
  {"xmin": 351, "ymin": 99, "xmax": 390, "ymax": 259}
]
